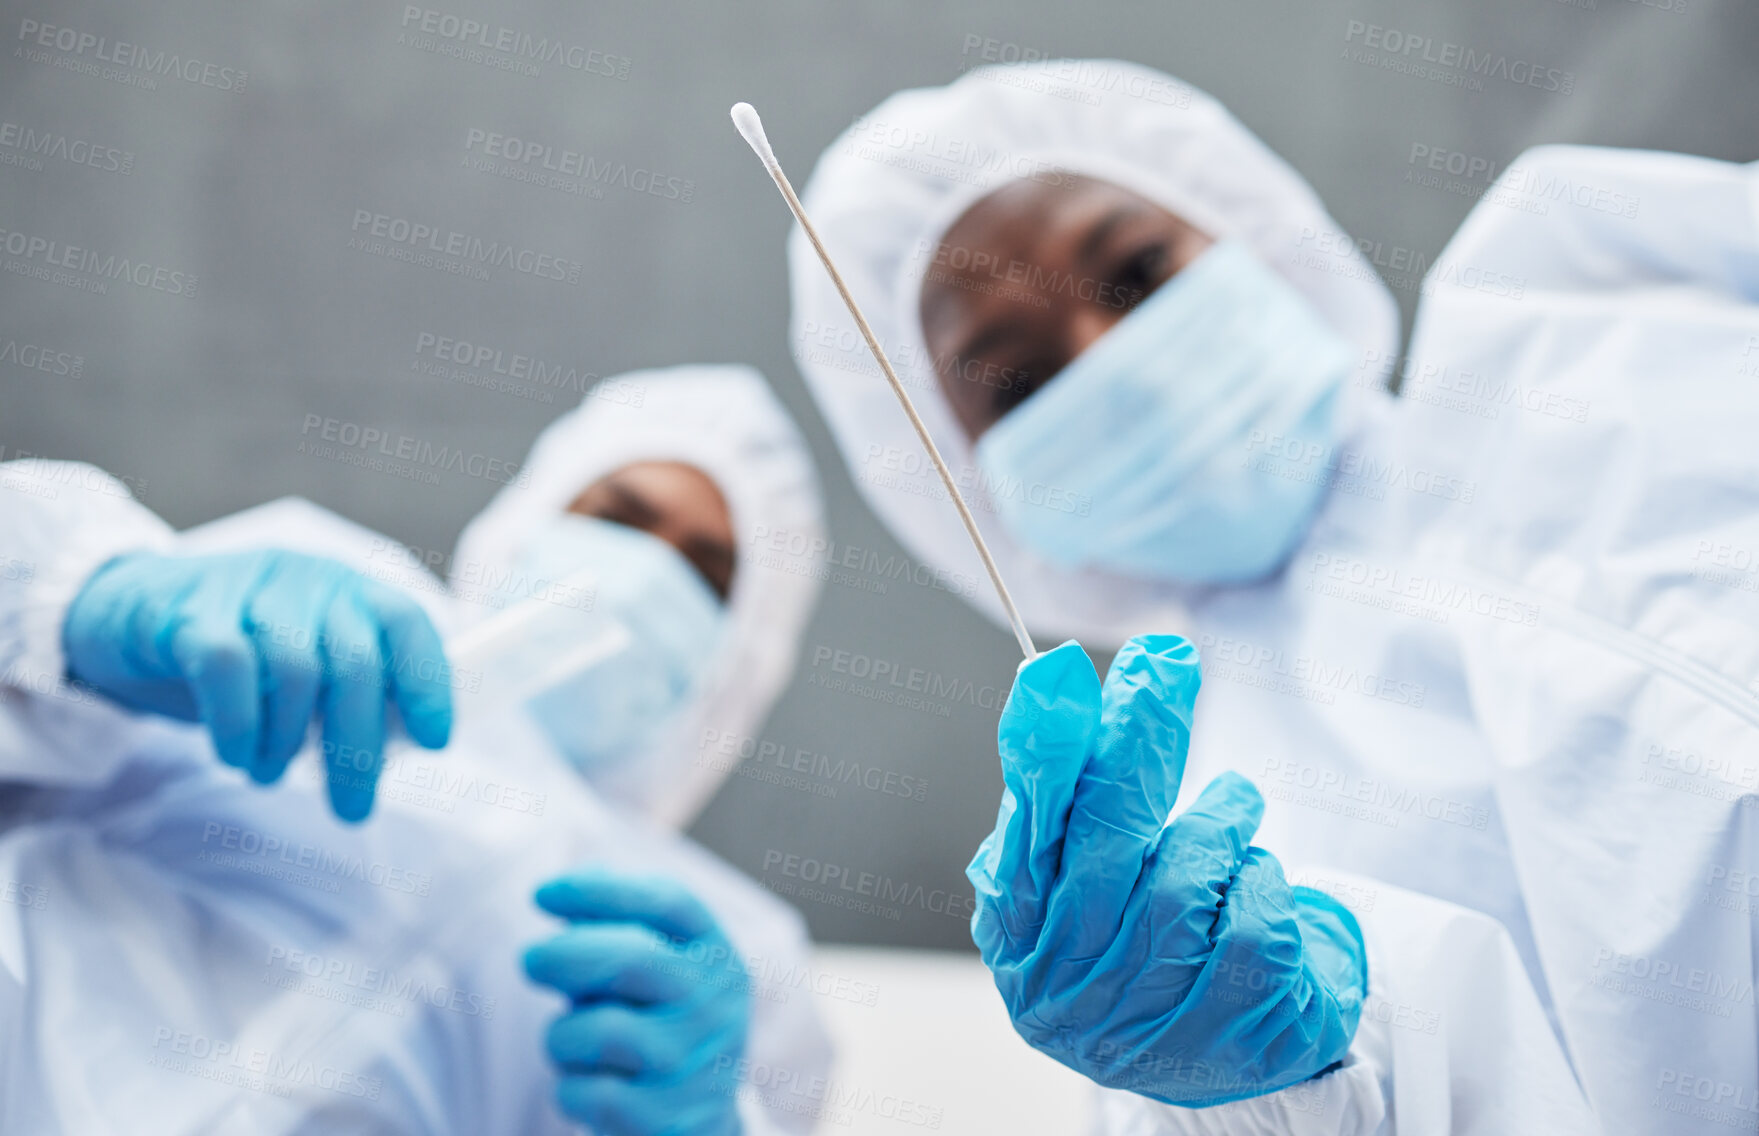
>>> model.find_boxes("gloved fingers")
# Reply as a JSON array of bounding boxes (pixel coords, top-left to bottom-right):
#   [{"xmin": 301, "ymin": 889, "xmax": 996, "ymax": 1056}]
[
  {"xmin": 544, "ymin": 1002, "xmax": 702, "ymax": 1078},
  {"xmin": 1288, "ymin": 884, "xmax": 1369, "ymax": 1010},
  {"xmin": 1135, "ymin": 772, "xmax": 1266, "ymax": 958},
  {"xmin": 994, "ymin": 641, "xmax": 1102, "ymax": 796},
  {"xmin": 244, "ymin": 563, "xmax": 338, "ymax": 784},
  {"xmin": 1050, "ymin": 635, "xmax": 1202, "ymax": 957},
  {"xmin": 358, "ymin": 578, "xmax": 453, "ymax": 750},
  {"xmin": 1211, "ymin": 850, "xmax": 1368, "ymax": 1015},
  {"xmin": 63, "ymin": 553, "xmax": 159, "ymax": 691},
  {"xmin": 1085, "ymin": 635, "xmax": 1201, "ymax": 835},
  {"xmin": 1167, "ymin": 771, "xmax": 1264, "ymax": 865},
  {"xmin": 1177, "ymin": 847, "xmax": 1356, "ymax": 1081},
  {"xmin": 1211, "ymin": 847, "xmax": 1302, "ymax": 973},
  {"xmin": 319, "ymin": 590, "xmax": 389, "ymax": 822},
  {"xmin": 966, "ymin": 640, "xmax": 1101, "ymax": 960},
  {"xmin": 554, "ymin": 1075, "xmax": 669, "ymax": 1135},
  {"xmin": 522, "ymin": 923, "xmax": 721, "ymax": 1005},
  {"xmin": 98, "ymin": 552, "xmax": 196, "ymax": 679},
  {"xmin": 168, "ymin": 558, "xmax": 269, "ymax": 770},
  {"xmin": 534, "ymin": 870, "xmax": 724, "ymax": 944}
]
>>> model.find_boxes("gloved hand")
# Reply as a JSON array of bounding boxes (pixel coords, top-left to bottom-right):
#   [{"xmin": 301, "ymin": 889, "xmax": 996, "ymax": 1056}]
[
  {"xmin": 967, "ymin": 634, "xmax": 1366, "ymax": 1108},
  {"xmin": 523, "ymin": 870, "xmax": 750, "ymax": 1136},
  {"xmin": 63, "ymin": 549, "xmax": 453, "ymax": 821}
]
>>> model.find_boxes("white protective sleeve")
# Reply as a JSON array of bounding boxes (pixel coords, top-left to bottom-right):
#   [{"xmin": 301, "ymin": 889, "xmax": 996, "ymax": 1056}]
[
  {"xmin": 1406, "ymin": 146, "xmax": 1759, "ymax": 1136},
  {"xmin": 1088, "ymin": 872, "xmax": 1597, "ymax": 1136},
  {"xmin": 0, "ymin": 459, "xmax": 174, "ymax": 787}
]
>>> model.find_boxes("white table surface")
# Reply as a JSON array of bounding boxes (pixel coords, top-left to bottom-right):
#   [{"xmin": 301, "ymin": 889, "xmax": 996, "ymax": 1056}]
[{"xmin": 804, "ymin": 945, "xmax": 1092, "ymax": 1135}]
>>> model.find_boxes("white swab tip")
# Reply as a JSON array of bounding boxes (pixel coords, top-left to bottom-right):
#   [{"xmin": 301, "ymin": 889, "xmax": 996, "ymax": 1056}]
[{"xmin": 729, "ymin": 102, "xmax": 777, "ymax": 168}]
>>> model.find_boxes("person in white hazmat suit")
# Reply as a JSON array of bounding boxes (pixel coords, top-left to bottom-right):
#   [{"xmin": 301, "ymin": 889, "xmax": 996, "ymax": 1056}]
[
  {"xmin": 0, "ymin": 365, "xmax": 834, "ymax": 1134},
  {"xmin": 789, "ymin": 60, "xmax": 1759, "ymax": 1134},
  {"xmin": 446, "ymin": 365, "xmax": 825, "ymax": 831}
]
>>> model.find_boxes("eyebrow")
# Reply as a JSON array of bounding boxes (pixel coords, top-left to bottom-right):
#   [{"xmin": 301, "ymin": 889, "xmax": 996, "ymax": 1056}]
[
  {"xmin": 605, "ymin": 481, "xmax": 661, "ymax": 527},
  {"xmin": 1076, "ymin": 205, "xmax": 1141, "ymax": 269}
]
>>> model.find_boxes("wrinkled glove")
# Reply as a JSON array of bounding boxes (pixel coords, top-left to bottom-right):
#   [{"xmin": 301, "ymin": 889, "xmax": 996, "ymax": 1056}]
[
  {"xmin": 524, "ymin": 870, "xmax": 750, "ymax": 1135},
  {"xmin": 968, "ymin": 634, "xmax": 1366, "ymax": 1107},
  {"xmin": 63, "ymin": 549, "xmax": 452, "ymax": 820}
]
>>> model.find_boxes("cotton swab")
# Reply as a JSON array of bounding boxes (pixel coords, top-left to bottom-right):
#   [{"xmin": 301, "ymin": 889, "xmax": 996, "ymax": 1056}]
[{"xmin": 730, "ymin": 102, "xmax": 1038, "ymax": 662}]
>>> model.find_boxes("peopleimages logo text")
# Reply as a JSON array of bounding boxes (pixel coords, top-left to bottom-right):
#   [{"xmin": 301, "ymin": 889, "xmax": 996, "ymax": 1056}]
[
  {"xmin": 1343, "ymin": 21, "xmax": 1574, "ymax": 94},
  {"xmin": 349, "ymin": 211, "xmax": 583, "ymax": 284},
  {"xmin": 16, "ymin": 19, "xmax": 247, "ymax": 91},
  {"xmin": 399, "ymin": 6, "xmax": 630, "ymax": 78}
]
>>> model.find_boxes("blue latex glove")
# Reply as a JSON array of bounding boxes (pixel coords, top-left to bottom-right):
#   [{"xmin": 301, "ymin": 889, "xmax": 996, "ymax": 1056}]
[
  {"xmin": 524, "ymin": 870, "xmax": 750, "ymax": 1136},
  {"xmin": 967, "ymin": 635, "xmax": 1366, "ymax": 1108},
  {"xmin": 63, "ymin": 550, "xmax": 453, "ymax": 821}
]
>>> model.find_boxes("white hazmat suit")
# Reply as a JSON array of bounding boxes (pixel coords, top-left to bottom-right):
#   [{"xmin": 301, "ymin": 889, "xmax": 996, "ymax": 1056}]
[
  {"xmin": 791, "ymin": 60, "xmax": 1759, "ymax": 1135},
  {"xmin": 0, "ymin": 366, "xmax": 833, "ymax": 1133}
]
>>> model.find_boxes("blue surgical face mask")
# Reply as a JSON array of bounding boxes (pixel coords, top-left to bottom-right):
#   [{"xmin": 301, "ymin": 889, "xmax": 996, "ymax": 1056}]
[
  {"xmin": 973, "ymin": 239, "xmax": 1350, "ymax": 584},
  {"xmin": 511, "ymin": 514, "xmax": 724, "ymax": 774}
]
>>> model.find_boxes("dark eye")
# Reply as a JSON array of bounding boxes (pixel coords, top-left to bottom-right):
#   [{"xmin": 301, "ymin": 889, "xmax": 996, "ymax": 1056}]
[
  {"xmin": 1112, "ymin": 244, "xmax": 1168, "ymax": 311},
  {"xmin": 595, "ymin": 502, "xmax": 642, "ymax": 528},
  {"xmin": 685, "ymin": 543, "xmax": 735, "ymax": 601},
  {"xmin": 992, "ymin": 358, "xmax": 1058, "ymax": 417}
]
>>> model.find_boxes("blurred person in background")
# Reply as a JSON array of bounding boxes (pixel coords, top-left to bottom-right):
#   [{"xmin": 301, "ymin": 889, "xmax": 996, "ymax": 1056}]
[
  {"xmin": 0, "ymin": 365, "xmax": 833, "ymax": 1134},
  {"xmin": 450, "ymin": 364, "xmax": 825, "ymax": 830}
]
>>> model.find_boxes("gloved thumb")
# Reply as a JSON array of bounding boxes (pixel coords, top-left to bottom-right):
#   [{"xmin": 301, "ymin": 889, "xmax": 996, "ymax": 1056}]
[{"xmin": 967, "ymin": 640, "xmax": 1100, "ymax": 960}]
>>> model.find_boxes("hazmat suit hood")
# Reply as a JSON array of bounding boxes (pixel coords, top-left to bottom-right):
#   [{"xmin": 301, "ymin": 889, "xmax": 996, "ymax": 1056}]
[
  {"xmin": 789, "ymin": 60, "xmax": 1400, "ymax": 647},
  {"xmin": 454, "ymin": 364, "xmax": 826, "ymax": 828}
]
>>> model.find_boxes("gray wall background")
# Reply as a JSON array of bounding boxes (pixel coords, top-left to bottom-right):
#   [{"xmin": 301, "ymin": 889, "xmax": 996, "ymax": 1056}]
[{"xmin": 4, "ymin": 0, "xmax": 1757, "ymax": 948}]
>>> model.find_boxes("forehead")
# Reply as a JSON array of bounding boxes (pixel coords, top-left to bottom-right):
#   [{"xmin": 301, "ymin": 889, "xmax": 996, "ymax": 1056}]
[
  {"xmin": 939, "ymin": 174, "xmax": 1165, "ymax": 259},
  {"xmin": 602, "ymin": 458, "xmax": 713, "ymax": 494},
  {"xmin": 591, "ymin": 461, "xmax": 728, "ymax": 528},
  {"xmin": 923, "ymin": 175, "xmax": 1170, "ymax": 327}
]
